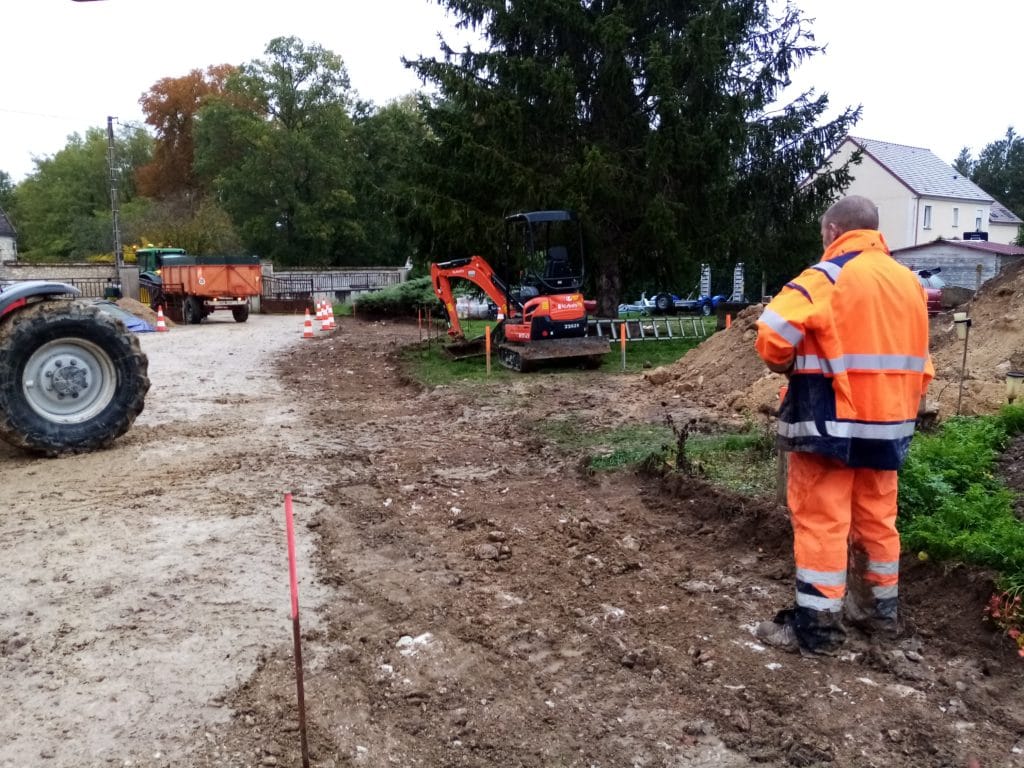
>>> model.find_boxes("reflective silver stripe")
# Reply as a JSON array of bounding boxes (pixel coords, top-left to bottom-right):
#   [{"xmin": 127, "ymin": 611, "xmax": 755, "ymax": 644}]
[
  {"xmin": 797, "ymin": 568, "xmax": 847, "ymax": 586},
  {"xmin": 813, "ymin": 261, "xmax": 842, "ymax": 282},
  {"xmin": 871, "ymin": 584, "xmax": 898, "ymax": 599},
  {"xmin": 867, "ymin": 560, "xmax": 900, "ymax": 575},
  {"xmin": 843, "ymin": 354, "xmax": 929, "ymax": 373},
  {"xmin": 779, "ymin": 420, "xmax": 916, "ymax": 440},
  {"xmin": 794, "ymin": 354, "xmax": 845, "ymax": 374},
  {"xmin": 796, "ymin": 592, "xmax": 843, "ymax": 611},
  {"xmin": 758, "ymin": 308, "xmax": 804, "ymax": 346},
  {"xmin": 778, "ymin": 420, "xmax": 821, "ymax": 438},
  {"xmin": 794, "ymin": 354, "xmax": 823, "ymax": 372}
]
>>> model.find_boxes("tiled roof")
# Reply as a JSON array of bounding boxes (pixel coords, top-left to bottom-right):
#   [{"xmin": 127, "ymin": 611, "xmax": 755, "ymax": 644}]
[
  {"xmin": 893, "ymin": 239, "xmax": 1024, "ymax": 257},
  {"xmin": 0, "ymin": 207, "xmax": 15, "ymax": 238},
  {"xmin": 847, "ymin": 137, "xmax": 993, "ymax": 202},
  {"xmin": 989, "ymin": 199, "xmax": 1023, "ymax": 225}
]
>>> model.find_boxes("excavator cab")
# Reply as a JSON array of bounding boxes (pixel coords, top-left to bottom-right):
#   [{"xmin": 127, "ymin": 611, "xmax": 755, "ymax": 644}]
[{"xmin": 505, "ymin": 210, "xmax": 586, "ymax": 296}]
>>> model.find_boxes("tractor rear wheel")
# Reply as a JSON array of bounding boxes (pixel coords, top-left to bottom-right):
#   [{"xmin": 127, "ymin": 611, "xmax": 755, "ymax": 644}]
[
  {"xmin": 232, "ymin": 304, "xmax": 250, "ymax": 323},
  {"xmin": 0, "ymin": 300, "xmax": 149, "ymax": 455}
]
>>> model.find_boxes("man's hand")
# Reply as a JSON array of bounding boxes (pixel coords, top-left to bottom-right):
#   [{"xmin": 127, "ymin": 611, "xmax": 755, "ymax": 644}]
[{"xmin": 766, "ymin": 357, "xmax": 795, "ymax": 376}]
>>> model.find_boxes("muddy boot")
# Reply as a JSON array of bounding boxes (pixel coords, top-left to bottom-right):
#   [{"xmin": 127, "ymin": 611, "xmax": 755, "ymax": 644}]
[
  {"xmin": 844, "ymin": 593, "xmax": 900, "ymax": 638},
  {"xmin": 756, "ymin": 608, "xmax": 846, "ymax": 656}
]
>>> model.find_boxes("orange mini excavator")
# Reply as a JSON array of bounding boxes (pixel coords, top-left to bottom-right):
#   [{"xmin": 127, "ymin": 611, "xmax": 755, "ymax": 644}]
[{"xmin": 430, "ymin": 210, "xmax": 610, "ymax": 371}]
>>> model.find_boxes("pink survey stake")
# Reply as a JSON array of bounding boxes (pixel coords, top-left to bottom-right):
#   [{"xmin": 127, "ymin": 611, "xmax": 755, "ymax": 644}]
[{"xmin": 284, "ymin": 492, "xmax": 300, "ymax": 619}]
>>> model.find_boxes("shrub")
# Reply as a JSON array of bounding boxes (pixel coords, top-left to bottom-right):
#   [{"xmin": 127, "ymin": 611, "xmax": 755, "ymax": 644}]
[{"xmin": 353, "ymin": 277, "xmax": 439, "ymax": 318}]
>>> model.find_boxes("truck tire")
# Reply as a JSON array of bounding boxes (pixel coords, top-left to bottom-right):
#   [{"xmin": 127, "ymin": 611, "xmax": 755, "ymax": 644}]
[
  {"xmin": 183, "ymin": 296, "xmax": 203, "ymax": 325},
  {"xmin": 232, "ymin": 304, "xmax": 250, "ymax": 323},
  {"xmin": 0, "ymin": 300, "xmax": 149, "ymax": 456}
]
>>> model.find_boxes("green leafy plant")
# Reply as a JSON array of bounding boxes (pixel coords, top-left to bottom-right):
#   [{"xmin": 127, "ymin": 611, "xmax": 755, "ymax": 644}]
[{"xmin": 899, "ymin": 404, "xmax": 1024, "ymax": 593}]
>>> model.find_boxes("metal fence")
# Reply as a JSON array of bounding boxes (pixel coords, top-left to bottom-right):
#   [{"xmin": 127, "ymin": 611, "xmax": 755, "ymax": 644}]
[{"xmin": 28, "ymin": 277, "xmax": 121, "ymax": 299}]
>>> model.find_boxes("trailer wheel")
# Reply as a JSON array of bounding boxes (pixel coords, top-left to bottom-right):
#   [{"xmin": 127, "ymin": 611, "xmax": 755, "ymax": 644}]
[
  {"xmin": 183, "ymin": 296, "xmax": 203, "ymax": 325},
  {"xmin": 654, "ymin": 294, "xmax": 672, "ymax": 315},
  {"xmin": 232, "ymin": 304, "xmax": 250, "ymax": 323},
  {"xmin": 0, "ymin": 300, "xmax": 149, "ymax": 456},
  {"xmin": 701, "ymin": 302, "xmax": 713, "ymax": 317}
]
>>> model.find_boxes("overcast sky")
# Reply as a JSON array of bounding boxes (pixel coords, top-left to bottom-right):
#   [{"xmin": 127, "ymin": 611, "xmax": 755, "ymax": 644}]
[{"xmin": 2, "ymin": 1, "xmax": 1021, "ymax": 183}]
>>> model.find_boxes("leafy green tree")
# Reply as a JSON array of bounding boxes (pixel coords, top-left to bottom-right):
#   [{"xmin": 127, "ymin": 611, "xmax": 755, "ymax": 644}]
[
  {"xmin": 971, "ymin": 128, "xmax": 1024, "ymax": 219},
  {"xmin": 405, "ymin": 0, "xmax": 859, "ymax": 312},
  {"xmin": 194, "ymin": 37, "xmax": 361, "ymax": 266},
  {"xmin": 9, "ymin": 125, "xmax": 152, "ymax": 260},
  {"xmin": 348, "ymin": 96, "xmax": 433, "ymax": 266},
  {"xmin": 0, "ymin": 170, "xmax": 14, "ymax": 213}
]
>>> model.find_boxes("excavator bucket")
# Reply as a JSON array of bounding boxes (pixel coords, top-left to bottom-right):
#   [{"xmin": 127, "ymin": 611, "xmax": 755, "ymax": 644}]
[
  {"xmin": 498, "ymin": 336, "xmax": 611, "ymax": 372},
  {"xmin": 440, "ymin": 336, "xmax": 487, "ymax": 360}
]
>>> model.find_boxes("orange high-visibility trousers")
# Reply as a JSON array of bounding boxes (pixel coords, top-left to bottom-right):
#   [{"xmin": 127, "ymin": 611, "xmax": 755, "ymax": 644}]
[{"xmin": 786, "ymin": 452, "xmax": 900, "ymax": 613}]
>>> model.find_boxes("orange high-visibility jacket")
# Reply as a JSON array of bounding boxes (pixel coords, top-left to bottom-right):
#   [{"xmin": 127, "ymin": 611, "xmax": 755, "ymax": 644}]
[{"xmin": 756, "ymin": 230, "xmax": 933, "ymax": 470}]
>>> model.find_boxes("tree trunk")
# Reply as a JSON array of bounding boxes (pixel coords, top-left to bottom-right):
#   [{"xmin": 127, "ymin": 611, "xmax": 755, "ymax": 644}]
[{"xmin": 594, "ymin": 256, "xmax": 621, "ymax": 318}]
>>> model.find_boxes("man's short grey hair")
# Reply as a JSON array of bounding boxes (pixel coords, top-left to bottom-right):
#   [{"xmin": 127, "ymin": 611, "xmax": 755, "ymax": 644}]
[{"xmin": 822, "ymin": 195, "xmax": 879, "ymax": 232}]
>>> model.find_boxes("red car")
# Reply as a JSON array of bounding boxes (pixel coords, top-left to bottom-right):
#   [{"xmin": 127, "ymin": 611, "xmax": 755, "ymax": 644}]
[{"xmin": 916, "ymin": 268, "xmax": 943, "ymax": 315}]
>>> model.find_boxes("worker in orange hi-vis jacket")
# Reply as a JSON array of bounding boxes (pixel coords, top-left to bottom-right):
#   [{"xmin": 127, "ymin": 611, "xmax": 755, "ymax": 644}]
[{"xmin": 754, "ymin": 195, "xmax": 933, "ymax": 656}]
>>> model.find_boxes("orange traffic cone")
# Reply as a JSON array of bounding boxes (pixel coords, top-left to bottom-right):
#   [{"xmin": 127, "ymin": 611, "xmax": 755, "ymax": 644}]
[
  {"xmin": 155, "ymin": 305, "xmax": 168, "ymax": 333},
  {"xmin": 326, "ymin": 302, "xmax": 336, "ymax": 330},
  {"xmin": 320, "ymin": 301, "xmax": 331, "ymax": 332},
  {"xmin": 302, "ymin": 309, "xmax": 315, "ymax": 339}
]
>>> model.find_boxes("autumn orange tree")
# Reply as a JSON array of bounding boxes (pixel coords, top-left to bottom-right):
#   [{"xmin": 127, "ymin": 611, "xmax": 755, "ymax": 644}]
[{"xmin": 137, "ymin": 65, "xmax": 234, "ymax": 202}]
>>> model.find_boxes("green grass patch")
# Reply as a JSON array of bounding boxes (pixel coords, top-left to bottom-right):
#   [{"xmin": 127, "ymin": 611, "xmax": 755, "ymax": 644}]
[
  {"xmin": 399, "ymin": 318, "xmax": 714, "ymax": 386},
  {"xmin": 899, "ymin": 404, "xmax": 1024, "ymax": 590},
  {"xmin": 685, "ymin": 428, "xmax": 778, "ymax": 496},
  {"xmin": 536, "ymin": 416, "xmax": 675, "ymax": 472},
  {"xmin": 533, "ymin": 413, "xmax": 778, "ymax": 483}
]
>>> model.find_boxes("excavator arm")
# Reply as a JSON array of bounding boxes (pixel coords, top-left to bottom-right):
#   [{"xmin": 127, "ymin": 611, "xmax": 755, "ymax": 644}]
[{"xmin": 431, "ymin": 255, "xmax": 518, "ymax": 338}]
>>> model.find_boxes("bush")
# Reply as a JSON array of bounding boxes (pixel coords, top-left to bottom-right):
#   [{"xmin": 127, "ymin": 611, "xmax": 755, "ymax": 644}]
[{"xmin": 353, "ymin": 277, "xmax": 440, "ymax": 318}]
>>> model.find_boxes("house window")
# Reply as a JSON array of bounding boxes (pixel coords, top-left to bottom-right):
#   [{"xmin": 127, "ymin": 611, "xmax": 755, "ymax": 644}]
[
  {"xmin": 923, "ymin": 205, "xmax": 932, "ymax": 229},
  {"xmin": 952, "ymin": 207, "xmax": 959, "ymax": 228},
  {"xmin": 976, "ymin": 209, "xmax": 983, "ymax": 230}
]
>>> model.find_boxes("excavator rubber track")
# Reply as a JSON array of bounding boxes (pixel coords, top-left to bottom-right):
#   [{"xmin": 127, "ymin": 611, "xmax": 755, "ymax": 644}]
[{"xmin": 497, "ymin": 337, "xmax": 610, "ymax": 372}]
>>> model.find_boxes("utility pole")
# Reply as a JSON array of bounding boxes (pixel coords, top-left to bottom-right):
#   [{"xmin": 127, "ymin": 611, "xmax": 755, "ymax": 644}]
[{"xmin": 106, "ymin": 116, "xmax": 124, "ymax": 280}]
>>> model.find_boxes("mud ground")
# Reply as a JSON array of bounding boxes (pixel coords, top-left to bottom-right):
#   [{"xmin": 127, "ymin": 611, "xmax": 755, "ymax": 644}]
[{"xmin": 2, "ymin": 313, "xmax": 1024, "ymax": 768}]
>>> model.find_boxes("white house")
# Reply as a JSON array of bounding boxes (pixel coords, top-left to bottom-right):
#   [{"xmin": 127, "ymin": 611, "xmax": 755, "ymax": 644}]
[
  {"xmin": 0, "ymin": 207, "xmax": 16, "ymax": 263},
  {"xmin": 821, "ymin": 136, "xmax": 1022, "ymax": 249}
]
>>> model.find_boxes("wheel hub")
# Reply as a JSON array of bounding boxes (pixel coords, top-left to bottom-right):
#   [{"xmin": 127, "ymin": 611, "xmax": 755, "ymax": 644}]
[
  {"xmin": 45, "ymin": 359, "xmax": 89, "ymax": 399},
  {"xmin": 23, "ymin": 338, "xmax": 117, "ymax": 424}
]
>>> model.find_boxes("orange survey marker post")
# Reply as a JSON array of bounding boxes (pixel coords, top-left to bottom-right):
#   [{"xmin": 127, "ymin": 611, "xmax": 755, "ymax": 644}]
[
  {"xmin": 485, "ymin": 325, "xmax": 492, "ymax": 375},
  {"xmin": 620, "ymin": 321, "xmax": 627, "ymax": 370}
]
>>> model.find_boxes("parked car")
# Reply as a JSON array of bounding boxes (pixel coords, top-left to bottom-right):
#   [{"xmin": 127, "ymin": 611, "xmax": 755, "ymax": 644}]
[{"xmin": 915, "ymin": 268, "xmax": 943, "ymax": 315}]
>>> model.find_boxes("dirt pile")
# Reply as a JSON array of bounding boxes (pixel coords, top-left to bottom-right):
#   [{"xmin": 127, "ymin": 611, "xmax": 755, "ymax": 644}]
[
  {"xmin": 643, "ymin": 260, "xmax": 1024, "ymax": 420},
  {"xmin": 643, "ymin": 303, "xmax": 787, "ymax": 418},
  {"xmin": 115, "ymin": 296, "xmax": 174, "ymax": 326},
  {"xmin": 928, "ymin": 258, "xmax": 1024, "ymax": 415}
]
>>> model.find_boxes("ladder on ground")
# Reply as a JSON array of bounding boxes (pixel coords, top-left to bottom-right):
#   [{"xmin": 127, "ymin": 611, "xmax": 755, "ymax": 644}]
[{"xmin": 588, "ymin": 315, "xmax": 710, "ymax": 342}]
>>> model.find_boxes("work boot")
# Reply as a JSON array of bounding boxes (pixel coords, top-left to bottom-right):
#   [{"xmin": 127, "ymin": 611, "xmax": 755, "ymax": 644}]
[
  {"xmin": 843, "ymin": 593, "xmax": 900, "ymax": 638},
  {"xmin": 755, "ymin": 618, "xmax": 800, "ymax": 653},
  {"xmin": 757, "ymin": 608, "xmax": 846, "ymax": 656}
]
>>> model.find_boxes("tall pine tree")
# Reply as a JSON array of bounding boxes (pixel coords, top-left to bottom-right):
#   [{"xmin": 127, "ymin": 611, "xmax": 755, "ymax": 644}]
[{"xmin": 407, "ymin": 0, "xmax": 859, "ymax": 311}]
